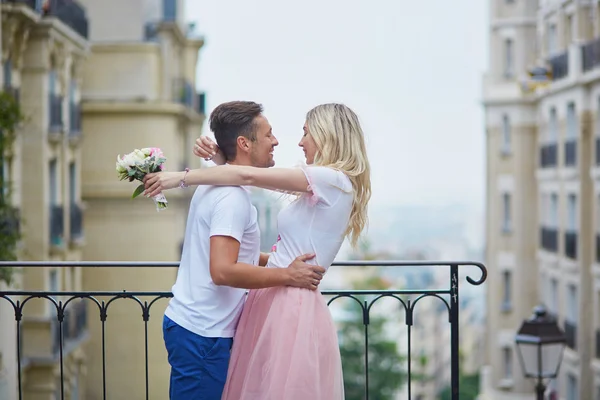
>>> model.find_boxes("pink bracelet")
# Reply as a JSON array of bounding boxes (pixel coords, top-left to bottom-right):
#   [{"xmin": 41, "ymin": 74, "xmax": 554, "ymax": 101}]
[{"xmin": 179, "ymin": 168, "xmax": 190, "ymax": 188}]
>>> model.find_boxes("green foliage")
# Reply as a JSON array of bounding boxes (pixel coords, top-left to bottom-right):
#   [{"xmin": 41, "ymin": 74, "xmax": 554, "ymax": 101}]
[
  {"xmin": 0, "ymin": 90, "xmax": 24, "ymax": 285},
  {"xmin": 438, "ymin": 372, "xmax": 480, "ymax": 400}
]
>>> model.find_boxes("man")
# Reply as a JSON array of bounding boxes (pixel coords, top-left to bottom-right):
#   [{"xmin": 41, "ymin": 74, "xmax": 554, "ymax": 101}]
[{"xmin": 160, "ymin": 101, "xmax": 325, "ymax": 400}]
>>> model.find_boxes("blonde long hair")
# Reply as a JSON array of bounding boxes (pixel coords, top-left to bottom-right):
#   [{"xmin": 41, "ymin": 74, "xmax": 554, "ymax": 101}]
[{"xmin": 305, "ymin": 103, "xmax": 371, "ymax": 247}]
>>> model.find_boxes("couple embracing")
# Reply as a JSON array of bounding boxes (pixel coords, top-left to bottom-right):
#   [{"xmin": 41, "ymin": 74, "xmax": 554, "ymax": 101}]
[{"xmin": 143, "ymin": 101, "xmax": 371, "ymax": 399}]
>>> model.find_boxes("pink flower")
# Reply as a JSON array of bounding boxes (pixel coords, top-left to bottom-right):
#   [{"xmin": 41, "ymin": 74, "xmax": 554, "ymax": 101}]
[{"xmin": 150, "ymin": 147, "xmax": 163, "ymax": 158}]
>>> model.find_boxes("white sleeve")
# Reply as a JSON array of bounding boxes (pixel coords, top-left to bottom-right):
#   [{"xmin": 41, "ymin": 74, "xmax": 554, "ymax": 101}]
[
  {"xmin": 300, "ymin": 166, "xmax": 349, "ymax": 207},
  {"xmin": 209, "ymin": 189, "xmax": 250, "ymax": 243}
]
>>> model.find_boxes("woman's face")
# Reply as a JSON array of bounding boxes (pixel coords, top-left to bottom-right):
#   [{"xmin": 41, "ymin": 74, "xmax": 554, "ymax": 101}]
[{"xmin": 298, "ymin": 122, "xmax": 317, "ymax": 164}]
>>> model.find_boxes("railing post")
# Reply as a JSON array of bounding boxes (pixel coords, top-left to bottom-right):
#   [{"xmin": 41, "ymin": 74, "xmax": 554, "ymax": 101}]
[{"xmin": 450, "ymin": 264, "xmax": 459, "ymax": 400}]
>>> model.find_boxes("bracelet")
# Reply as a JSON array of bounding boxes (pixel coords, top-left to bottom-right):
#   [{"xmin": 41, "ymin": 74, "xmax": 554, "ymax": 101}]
[{"xmin": 179, "ymin": 168, "xmax": 190, "ymax": 188}]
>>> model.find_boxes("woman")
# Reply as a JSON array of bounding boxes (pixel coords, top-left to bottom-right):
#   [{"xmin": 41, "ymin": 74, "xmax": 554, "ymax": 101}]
[{"xmin": 144, "ymin": 103, "xmax": 371, "ymax": 399}]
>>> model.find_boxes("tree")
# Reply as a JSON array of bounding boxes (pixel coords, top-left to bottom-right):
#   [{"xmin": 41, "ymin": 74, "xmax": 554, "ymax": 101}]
[
  {"xmin": 338, "ymin": 276, "xmax": 407, "ymax": 400},
  {"xmin": 0, "ymin": 90, "xmax": 24, "ymax": 285}
]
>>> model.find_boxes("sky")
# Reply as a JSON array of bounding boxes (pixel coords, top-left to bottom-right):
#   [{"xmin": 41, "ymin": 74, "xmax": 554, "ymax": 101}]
[{"xmin": 185, "ymin": 0, "xmax": 489, "ymax": 211}]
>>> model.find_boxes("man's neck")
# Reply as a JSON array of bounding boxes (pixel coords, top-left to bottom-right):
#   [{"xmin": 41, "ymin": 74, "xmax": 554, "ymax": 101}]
[{"xmin": 227, "ymin": 157, "xmax": 253, "ymax": 167}]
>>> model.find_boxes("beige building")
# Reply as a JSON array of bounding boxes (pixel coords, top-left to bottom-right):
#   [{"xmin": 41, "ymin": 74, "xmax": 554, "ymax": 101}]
[
  {"xmin": 78, "ymin": 0, "xmax": 205, "ymax": 398},
  {"xmin": 481, "ymin": 0, "xmax": 600, "ymax": 399},
  {"xmin": 0, "ymin": 0, "xmax": 90, "ymax": 399}
]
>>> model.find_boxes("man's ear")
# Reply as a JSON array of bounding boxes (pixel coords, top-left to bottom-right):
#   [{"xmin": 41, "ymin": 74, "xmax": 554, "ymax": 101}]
[{"xmin": 236, "ymin": 136, "xmax": 251, "ymax": 155}]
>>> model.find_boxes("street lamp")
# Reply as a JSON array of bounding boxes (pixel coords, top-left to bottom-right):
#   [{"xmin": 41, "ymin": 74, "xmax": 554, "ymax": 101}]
[{"xmin": 515, "ymin": 305, "xmax": 566, "ymax": 400}]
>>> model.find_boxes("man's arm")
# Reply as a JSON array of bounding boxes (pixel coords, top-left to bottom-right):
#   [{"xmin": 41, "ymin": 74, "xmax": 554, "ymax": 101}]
[
  {"xmin": 259, "ymin": 252, "xmax": 270, "ymax": 267},
  {"xmin": 210, "ymin": 236, "xmax": 324, "ymax": 290}
]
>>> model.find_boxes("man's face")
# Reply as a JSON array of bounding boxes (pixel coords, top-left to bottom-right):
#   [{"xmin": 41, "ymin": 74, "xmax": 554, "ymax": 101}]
[{"xmin": 249, "ymin": 115, "xmax": 279, "ymax": 168}]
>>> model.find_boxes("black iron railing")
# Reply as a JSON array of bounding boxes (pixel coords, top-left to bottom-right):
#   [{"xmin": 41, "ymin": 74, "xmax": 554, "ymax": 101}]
[
  {"xmin": 582, "ymin": 37, "xmax": 600, "ymax": 72},
  {"xmin": 550, "ymin": 52, "xmax": 569, "ymax": 81},
  {"xmin": 50, "ymin": 205, "xmax": 63, "ymax": 246},
  {"xmin": 564, "ymin": 139, "xmax": 577, "ymax": 167},
  {"xmin": 540, "ymin": 143, "xmax": 558, "ymax": 168},
  {"xmin": 564, "ymin": 320, "xmax": 577, "ymax": 350},
  {"xmin": 69, "ymin": 203, "xmax": 82, "ymax": 240},
  {"xmin": 52, "ymin": 298, "xmax": 88, "ymax": 354},
  {"xmin": 541, "ymin": 227, "xmax": 558, "ymax": 252},
  {"xmin": 49, "ymin": 95, "xmax": 63, "ymax": 132},
  {"xmin": 565, "ymin": 231, "xmax": 577, "ymax": 259},
  {"xmin": 0, "ymin": 260, "xmax": 486, "ymax": 400},
  {"xmin": 69, "ymin": 103, "xmax": 81, "ymax": 138},
  {"xmin": 43, "ymin": 0, "xmax": 89, "ymax": 39}
]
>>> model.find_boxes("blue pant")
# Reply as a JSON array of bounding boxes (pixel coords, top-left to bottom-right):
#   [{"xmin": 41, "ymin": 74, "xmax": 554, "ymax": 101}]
[{"xmin": 163, "ymin": 315, "xmax": 233, "ymax": 400}]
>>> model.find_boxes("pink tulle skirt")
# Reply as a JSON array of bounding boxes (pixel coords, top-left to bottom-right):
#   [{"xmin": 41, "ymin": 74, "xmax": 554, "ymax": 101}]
[{"xmin": 221, "ymin": 286, "xmax": 344, "ymax": 400}]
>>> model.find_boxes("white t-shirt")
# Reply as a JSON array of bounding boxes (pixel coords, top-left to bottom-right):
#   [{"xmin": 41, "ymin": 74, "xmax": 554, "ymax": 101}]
[
  {"xmin": 165, "ymin": 185, "xmax": 260, "ymax": 338},
  {"xmin": 268, "ymin": 166, "xmax": 353, "ymax": 271}
]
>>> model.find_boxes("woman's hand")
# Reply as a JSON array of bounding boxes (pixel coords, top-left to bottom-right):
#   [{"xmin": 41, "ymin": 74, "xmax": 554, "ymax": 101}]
[
  {"xmin": 194, "ymin": 136, "xmax": 226, "ymax": 165},
  {"xmin": 143, "ymin": 171, "xmax": 185, "ymax": 197}
]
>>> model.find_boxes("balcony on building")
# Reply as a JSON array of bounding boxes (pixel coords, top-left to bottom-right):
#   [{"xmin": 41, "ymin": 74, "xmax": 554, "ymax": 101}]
[
  {"xmin": 564, "ymin": 139, "xmax": 577, "ymax": 167},
  {"xmin": 540, "ymin": 143, "xmax": 558, "ymax": 168},
  {"xmin": 549, "ymin": 51, "xmax": 569, "ymax": 81},
  {"xmin": 49, "ymin": 94, "xmax": 63, "ymax": 133},
  {"xmin": 564, "ymin": 320, "xmax": 577, "ymax": 350},
  {"xmin": 565, "ymin": 231, "xmax": 577, "ymax": 259},
  {"xmin": 42, "ymin": 0, "xmax": 89, "ymax": 39},
  {"xmin": 541, "ymin": 226, "xmax": 558, "ymax": 252},
  {"xmin": 582, "ymin": 36, "xmax": 600, "ymax": 73},
  {"xmin": 69, "ymin": 102, "xmax": 81, "ymax": 139},
  {"xmin": 50, "ymin": 205, "xmax": 64, "ymax": 247}
]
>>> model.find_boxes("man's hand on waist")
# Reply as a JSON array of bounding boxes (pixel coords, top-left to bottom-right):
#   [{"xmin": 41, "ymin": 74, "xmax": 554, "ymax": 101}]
[{"xmin": 285, "ymin": 254, "xmax": 326, "ymax": 291}]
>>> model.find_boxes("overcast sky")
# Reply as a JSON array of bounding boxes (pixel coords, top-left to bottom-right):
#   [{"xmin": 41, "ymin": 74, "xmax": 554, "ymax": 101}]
[{"xmin": 185, "ymin": 0, "xmax": 488, "ymax": 211}]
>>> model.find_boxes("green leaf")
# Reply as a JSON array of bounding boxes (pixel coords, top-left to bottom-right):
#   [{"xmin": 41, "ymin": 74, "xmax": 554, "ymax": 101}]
[{"xmin": 132, "ymin": 184, "xmax": 145, "ymax": 199}]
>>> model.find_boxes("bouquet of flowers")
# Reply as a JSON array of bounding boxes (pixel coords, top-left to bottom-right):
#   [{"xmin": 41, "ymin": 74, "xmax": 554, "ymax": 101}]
[{"xmin": 116, "ymin": 147, "xmax": 168, "ymax": 211}]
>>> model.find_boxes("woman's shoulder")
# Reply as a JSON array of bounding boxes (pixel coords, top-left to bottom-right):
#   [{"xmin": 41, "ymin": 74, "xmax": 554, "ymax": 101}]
[{"xmin": 301, "ymin": 165, "xmax": 352, "ymax": 190}]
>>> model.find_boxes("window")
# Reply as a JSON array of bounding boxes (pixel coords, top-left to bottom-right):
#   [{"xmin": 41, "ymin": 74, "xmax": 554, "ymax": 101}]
[
  {"xmin": 49, "ymin": 69, "xmax": 57, "ymax": 95},
  {"xmin": 567, "ymin": 194, "xmax": 577, "ymax": 231},
  {"xmin": 549, "ymin": 193, "xmax": 558, "ymax": 227},
  {"xmin": 566, "ymin": 373, "xmax": 578, "ymax": 400},
  {"xmin": 502, "ymin": 347, "xmax": 513, "ymax": 379},
  {"xmin": 1, "ymin": 155, "xmax": 10, "ymax": 200},
  {"xmin": 567, "ymin": 284, "xmax": 578, "ymax": 324},
  {"xmin": 49, "ymin": 159, "xmax": 58, "ymax": 205},
  {"xmin": 565, "ymin": 15, "xmax": 573, "ymax": 45},
  {"xmin": 549, "ymin": 278, "xmax": 558, "ymax": 315},
  {"xmin": 567, "ymin": 102, "xmax": 577, "ymax": 138},
  {"xmin": 502, "ymin": 193, "xmax": 512, "ymax": 232},
  {"xmin": 548, "ymin": 23, "xmax": 557, "ymax": 55},
  {"xmin": 549, "ymin": 107, "xmax": 558, "ymax": 141},
  {"xmin": 3, "ymin": 60, "xmax": 11, "ymax": 88},
  {"xmin": 69, "ymin": 162, "xmax": 76, "ymax": 204},
  {"xmin": 502, "ymin": 271, "xmax": 512, "ymax": 311},
  {"xmin": 504, "ymin": 39, "xmax": 514, "ymax": 78},
  {"xmin": 501, "ymin": 114, "xmax": 511, "ymax": 153}
]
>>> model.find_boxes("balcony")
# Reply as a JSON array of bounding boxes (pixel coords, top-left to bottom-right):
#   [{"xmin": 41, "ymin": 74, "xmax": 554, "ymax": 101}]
[
  {"xmin": 549, "ymin": 52, "xmax": 569, "ymax": 81},
  {"xmin": 69, "ymin": 203, "xmax": 83, "ymax": 241},
  {"xmin": 49, "ymin": 94, "xmax": 63, "ymax": 132},
  {"xmin": 564, "ymin": 320, "xmax": 577, "ymax": 350},
  {"xmin": 582, "ymin": 37, "xmax": 600, "ymax": 72},
  {"xmin": 162, "ymin": 0, "xmax": 176, "ymax": 22},
  {"xmin": 565, "ymin": 231, "xmax": 577, "ymax": 260},
  {"xmin": 0, "ymin": 260, "xmax": 487, "ymax": 400},
  {"xmin": 69, "ymin": 102, "xmax": 81, "ymax": 138},
  {"xmin": 1, "ymin": 0, "xmax": 43, "ymax": 13},
  {"xmin": 540, "ymin": 143, "xmax": 558, "ymax": 168},
  {"xmin": 564, "ymin": 139, "xmax": 577, "ymax": 167},
  {"xmin": 50, "ymin": 205, "xmax": 63, "ymax": 247},
  {"xmin": 42, "ymin": 0, "xmax": 89, "ymax": 39},
  {"xmin": 541, "ymin": 227, "xmax": 558, "ymax": 252}
]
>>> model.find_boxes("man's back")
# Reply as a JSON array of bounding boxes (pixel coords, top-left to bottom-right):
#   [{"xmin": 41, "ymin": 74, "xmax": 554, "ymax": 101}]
[{"xmin": 165, "ymin": 185, "xmax": 260, "ymax": 338}]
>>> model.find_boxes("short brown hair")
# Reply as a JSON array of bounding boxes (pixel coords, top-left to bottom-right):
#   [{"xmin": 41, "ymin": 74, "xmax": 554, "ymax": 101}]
[{"xmin": 209, "ymin": 101, "xmax": 264, "ymax": 162}]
